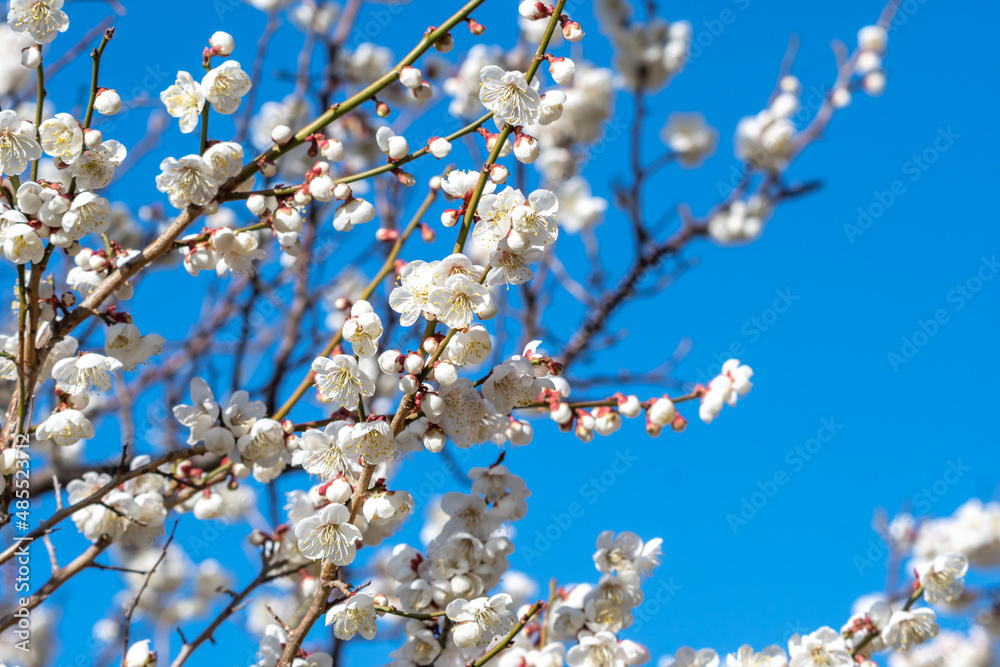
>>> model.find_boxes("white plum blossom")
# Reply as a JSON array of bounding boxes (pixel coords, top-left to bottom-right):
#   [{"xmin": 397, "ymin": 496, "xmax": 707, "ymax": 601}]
[
  {"xmin": 3, "ymin": 223, "xmax": 44, "ymax": 263},
  {"xmin": 446, "ymin": 593, "xmax": 517, "ymax": 648},
  {"xmin": 480, "ymin": 66, "xmax": 541, "ymax": 126},
  {"xmin": 235, "ymin": 417, "xmax": 284, "ymax": 467},
  {"xmin": 0, "ymin": 109, "xmax": 41, "ymax": 175},
  {"xmin": 312, "ymin": 355, "xmax": 376, "ymax": 409},
  {"xmin": 375, "ymin": 126, "xmax": 409, "ymax": 160},
  {"xmin": 342, "ymin": 300, "xmax": 383, "ymax": 358},
  {"xmin": 292, "ymin": 424, "xmax": 357, "ymax": 481},
  {"xmin": 882, "ymin": 609, "xmax": 939, "ymax": 651},
  {"xmin": 333, "ymin": 197, "xmax": 376, "ymax": 232},
  {"xmin": 39, "ymin": 113, "xmax": 83, "ymax": 164},
  {"xmin": 123, "ymin": 640, "xmax": 155, "ymax": 667},
  {"xmin": 428, "ymin": 274, "xmax": 490, "ymax": 330},
  {"xmin": 700, "ymin": 359, "xmax": 753, "ymax": 424},
  {"xmin": 566, "ymin": 631, "xmax": 627, "ymax": 667},
  {"xmin": 201, "ymin": 60, "xmax": 251, "ymax": 114},
  {"xmin": 71, "ymin": 140, "xmax": 126, "ymax": 189},
  {"xmin": 345, "ymin": 420, "xmax": 393, "ymax": 465},
  {"xmin": 295, "ymin": 502, "xmax": 363, "ymax": 565},
  {"xmin": 671, "ymin": 648, "xmax": 720, "ymax": 667},
  {"xmin": 156, "ymin": 155, "xmax": 220, "ymax": 209},
  {"xmin": 7, "ymin": 0, "xmax": 68, "ymax": 44},
  {"xmin": 661, "ymin": 112, "xmax": 718, "ymax": 167},
  {"xmin": 726, "ymin": 645, "xmax": 788, "ymax": 667},
  {"xmin": 915, "ymin": 552, "xmax": 968, "ymax": 604},
  {"xmin": 447, "ymin": 325, "xmax": 492, "ymax": 366},
  {"xmin": 104, "ymin": 322, "xmax": 165, "ymax": 371},
  {"xmin": 35, "ymin": 409, "xmax": 94, "ymax": 446},
  {"xmin": 52, "ymin": 353, "xmax": 123, "ymax": 394},
  {"xmin": 481, "ymin": 355, "xmax": 550, "ymax": 415},
  {"xmin": 161, "ymin": 71, "xmax": 206, "ymax": 133},
  {"xmin": 61, "ymin": 192, "xmax": 112, "ymax": 239},
  {"xmin": 593, "ymin": 530, "xmax": 662, "ymax": 577},
  {"xmin": 389, "ymin": 260, "xmax": 436, "ymax": 327},
  {"xmin": 788, "ymin": 628, "xmax": 851, "ymax": 667},
  {"xmin": 325, "ymin": 593, "xmax": 377, "ymax": 640}
]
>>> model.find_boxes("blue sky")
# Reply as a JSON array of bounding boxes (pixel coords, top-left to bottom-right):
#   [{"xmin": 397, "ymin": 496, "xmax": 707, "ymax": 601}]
[{"xmin": 11, "ymin": 0, "xmax": 1000, "ymax": 665}]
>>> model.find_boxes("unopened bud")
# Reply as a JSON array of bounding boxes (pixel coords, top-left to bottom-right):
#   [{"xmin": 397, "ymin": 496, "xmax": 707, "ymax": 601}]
[
  {"xmin": 271, "ymin": 125, "xmax": 293, "ymax": 145},
  {"xmin": 433, "ymin": 32, "xmax": 454, "ymax": 52},
  {"xmin": 399, "ymin": 66, "xmax": 423, "ymax": 89},
  {"xmin": 210, "ymin": 31, "xmax": 235, "ymax": 56},
  {"xmin": 21, "ymin": 46, "xmax": 41, "ymax": 69},
  {"xmin": 84, "ymin": 128, "xmax": 103, "ymax": 148},
  {"xmin": 562, "ymin": 19, "xmax": 584, "ymax": 42},
  {"xmin": 94, "ymin": 89, "xmax": 122, "ymax": 115}
]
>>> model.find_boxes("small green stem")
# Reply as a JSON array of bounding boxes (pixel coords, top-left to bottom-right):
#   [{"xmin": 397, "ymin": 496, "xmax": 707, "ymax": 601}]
[
  {"xmin": 471, "ymin": 601, "xmax": 543, "ymax": 667},
  {"xmin": 31, "ymin": 56, "xmax": 45, "ymax": 181},
  {"xmin": 83, "ymin": 28, "xmax": 114, "ymax": 131}
]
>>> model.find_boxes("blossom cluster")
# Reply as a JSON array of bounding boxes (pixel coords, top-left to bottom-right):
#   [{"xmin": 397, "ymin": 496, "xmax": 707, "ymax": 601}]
[{"xmin": 0, "ymin": 2, "xmax": 938, "ymax": 667}]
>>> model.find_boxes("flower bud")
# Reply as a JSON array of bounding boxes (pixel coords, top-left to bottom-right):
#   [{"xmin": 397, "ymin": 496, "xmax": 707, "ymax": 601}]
[
  {"xmin": 423, "ymin": 426, "xmax": 445, "ymax": 452},
  {"xmin": 84, "ymin": 128, "xmax": 103, "ymax": 148},
  {"xmin": 440, "ymin": 209, "xmax": 461, "ymax": 227},
  {"xmin": 428, "ymin": 137, "xmax": 452, "ymax": 159},
  {"xmin": 467, "ymin": 19, "xmax": 486, "ymax": 35},
  {"xmin": 310, "ymin": 174, "xmax": 335, "ymax": 202},
  {"xmin": 399, "ymin": 66, "xmax": 423, "ymax": 89},
  {"xmin": 433, "ymin": 32, "xmax": 454, "ymax": 52},
  {"xmin": 246, "ymin": 194, "xmax": 267, "ymax": 217},
  {"xmin": 412, "ymin": 82, "xmax": 433, "ymax": 101},
  {"xmin": 404, "ymin": 352, "xmax": 424, "ymax": 375},
  {"xmin": 333, "ymin": 183, "xmax": 352, "ymax": 200},
  {"xmin": 648, "ymin": 396, "xmax": 677, "ymax": 427},
  {"xmin": 562, "ymin": 20, "xmax": 584, "ymax": 42},
  {"xmin": 862, "ymin": 71, "xmax": 886, "ymax": 96},
  {"xmin": 434, "ymin": 361, "xmax": 457, "ymax": 386},
  {"xmin": 376, "ymin": 101, "xmax": 391, "ymax": 118},
  {"xmin": 399, "ymin": 374, "xmax": 419, "ymax": 395},
  {"xmin": 210, "ymin": 31, "xmax": 235, "ymax": 56},
  {"xmin": 519, "ymin": 1, "xmax": 550, "ymax": 20},
  {"xmin": 618, "ymin": 394, "xmax": 641, "ymax": 418},
  {"xmin": 550, "ymin": 402, "xmax": 573, "ymax": 424},
  {"xmin": 513, "ymin": 134, "xmax": 540, "ymax": 164},
  {"xmin": 379, "ymin": 350, "xmax": 404, "ymax": 374},
  {"xmin": 420, "ymin": 223, "xmax": 435, "ymax": 243},
  {"xmin": 273, "ymin": 207, "xmax": 302, "ymax": 234},
  {"xmin": 831, "ymin": 87, "xmax": 852, "ymax": 109},
  {"xmin": 477, "ymin": 302, "xmax": 497, "ymax": 320},
  {"xmin": 259, "ymin": 160, "xmax": 277, "ymax": 177},
  {"xmin": 20, "ymin": 46, "xmax": 41, "ymax": 69},
  {"xmin": 271, "ymin": 125, "xmax": 293, "ymax": 145},
  {"xmin": 489, "ymin": 164, "xmax": 509, "ymax": 184},
  {"xmin": 375, "ymin": 228, "xmax": 399, "ymax": 242},
  {"xmin": 94, "ymin": 89, "xmax": 122, "ymax": 115},
  {"xmin": 321, "ymin": 138, "xmax": 345, "ymax": 162},
  {"xmin": 549, "ymin": 57, "xmax": 575, "ymax": 85}
]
